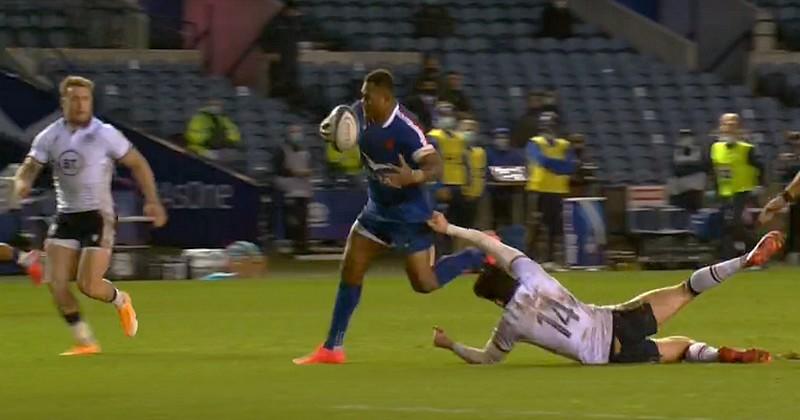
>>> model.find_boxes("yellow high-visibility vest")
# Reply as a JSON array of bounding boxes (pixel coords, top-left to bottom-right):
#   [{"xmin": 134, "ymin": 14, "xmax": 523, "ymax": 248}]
[
  {"xmin": 326, "ymin": 143, "xmax": 361, "ymax": 175},
  {"xmin": 429, "ymin": 128, "xmax": 466, "ymax": 185},
  {"xmin": 462, "ymin": 146, "xmax": 486, "ymax": 198},
  {"xmin": 527, "ymin": 136, "xmax": 570, "ymax": 193},
  {"xmin": 710, "ymin": 141, "xmax": 758, "ymax": 198}
]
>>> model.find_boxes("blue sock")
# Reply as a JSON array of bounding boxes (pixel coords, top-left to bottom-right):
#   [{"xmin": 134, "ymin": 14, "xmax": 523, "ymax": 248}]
[
  {"xmin": 433, "ymin": 247, "xmax": 485, "ymax": 288},
  {"xmin": 323, "ymin": 281, "xmax": 362, "ymax": 350}
]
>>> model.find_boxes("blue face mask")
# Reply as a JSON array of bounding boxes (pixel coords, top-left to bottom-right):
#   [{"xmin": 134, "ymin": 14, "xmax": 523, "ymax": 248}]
[
  {"xmin": 494, "ymin": 136, "xmax": 510, "ymax": 150},
  {"xmin": 462, "ymin": 131, "xmax": 476, "ymax": 143}
]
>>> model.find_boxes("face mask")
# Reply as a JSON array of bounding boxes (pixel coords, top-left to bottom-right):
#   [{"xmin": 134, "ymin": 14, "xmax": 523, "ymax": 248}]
[
  {"xmin": 290, "ymin": 133, "xmax": 303, "ymax": 143},
  {"xmin": 438, "ymin": 116, "xmax": 456, "ymax": 130},
  {"xmin": 720, "ymin": 134, "xmax": 734, "ymax": 143},
  {"xmin": 462, "ymin": 131, "xmax": 476, "ymax": 144},
  {"xmin": 494, "ymin": 137, "xmax": 510, "ymax": 150},
  {"xmin": 207, "ymin": 105, "xmax": 222, "ymax": 115}
]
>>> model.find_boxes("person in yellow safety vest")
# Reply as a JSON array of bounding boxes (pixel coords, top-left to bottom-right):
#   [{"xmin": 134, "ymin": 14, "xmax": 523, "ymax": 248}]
[
  {"xmin": 428, "ymin": 102, "xmax": 467, "ymax": 251},
  {"xmin": 185, "ymin": 99, "xmax": 241, "ymax": 157},
  {"xmin": 458, "ymin": 118, "xmax": 486, "ymax": 229},
  {"xmin": 325, "ymin": 141, "xmax": 362, "ymax": 177},
  {"xmin": 525, "ymin": 111, "xmax": 576, "ymax": 268},
  {"xmin": 709, "ymin": 113, "xmax": 764, "ymax": 259}
]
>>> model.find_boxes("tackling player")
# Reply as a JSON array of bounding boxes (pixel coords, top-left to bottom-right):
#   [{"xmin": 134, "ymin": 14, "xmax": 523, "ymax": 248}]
[
  {"xmin": 13, "ymin": 76, "xmax": 167, "ymax": 356},
  {"xmin": 0, "ymin": 241, "xmax": 42, "ymax": 284},
  {"xmin": 428, "ymin": 211, "xmax": 778, "ymax": 365},
  {"xmin": 293, "ymin": 69, "xmax": 488, "ymax": 365}
]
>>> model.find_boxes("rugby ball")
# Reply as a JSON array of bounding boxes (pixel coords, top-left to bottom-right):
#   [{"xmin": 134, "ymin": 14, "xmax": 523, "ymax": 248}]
[{"xmin": 329, "ymin": 105, "xmax": 360, "ymax": 152}]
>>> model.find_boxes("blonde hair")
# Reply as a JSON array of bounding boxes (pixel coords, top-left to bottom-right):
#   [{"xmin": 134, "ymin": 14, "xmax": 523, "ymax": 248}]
[{"xmin": 59, "ymin": 75, "xmax": 94, "ymax": 97}]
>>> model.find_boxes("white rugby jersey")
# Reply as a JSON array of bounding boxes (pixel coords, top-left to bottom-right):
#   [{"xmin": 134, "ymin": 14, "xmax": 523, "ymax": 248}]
[
  {"xmin": 28, "ymin": 117, "xmax": 131, "ymax": 214},
  {"xmin": 490, "ymin": 258, "xmax": 613, "ymax": 364}
]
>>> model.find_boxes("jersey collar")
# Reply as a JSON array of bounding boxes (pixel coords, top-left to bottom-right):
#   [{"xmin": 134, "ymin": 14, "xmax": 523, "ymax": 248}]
[{"xmin": 382, "ymin": 104, "xmax": 399, "ymax": 128}]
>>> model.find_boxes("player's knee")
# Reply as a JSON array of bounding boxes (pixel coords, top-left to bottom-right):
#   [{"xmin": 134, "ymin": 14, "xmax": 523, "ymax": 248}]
[
  {"xmin": 76, "ymin": 277, "xmax": 101, "ymax": 298},
  {"xmin": 411, "ymin": 281, "xmax": 437, "ymax": 294}
]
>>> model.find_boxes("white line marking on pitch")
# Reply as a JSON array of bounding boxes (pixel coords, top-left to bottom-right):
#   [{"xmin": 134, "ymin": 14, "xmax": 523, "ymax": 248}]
[{"xmin": 333, "ymin": 404, "xmax": 712, "ymax": 420}]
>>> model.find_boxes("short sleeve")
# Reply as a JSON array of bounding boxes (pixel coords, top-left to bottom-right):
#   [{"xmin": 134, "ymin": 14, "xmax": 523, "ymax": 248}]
[
  {"xmin": 28, "ymin": 129, "xmax": 52, "ymax": 164},
  {"xmin": 489, "ymin": 316, "xmax": 517, "ymax": 354},
  {"xmin": 105, "ymin": 126, "xmax": 132, "ymax": 160},
  {"xmin": 397, "ymin": 113, "xmax": 435, "ymax": 162},
  {"xmin": 510, "ymin": 257, "xmax": 549, "ymax": 289}
]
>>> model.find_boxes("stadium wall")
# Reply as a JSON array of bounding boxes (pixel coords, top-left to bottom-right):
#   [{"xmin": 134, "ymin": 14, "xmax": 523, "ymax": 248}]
[{"xmin": 0, "ymin": 72, "xmax": 261, "ymax": 248}]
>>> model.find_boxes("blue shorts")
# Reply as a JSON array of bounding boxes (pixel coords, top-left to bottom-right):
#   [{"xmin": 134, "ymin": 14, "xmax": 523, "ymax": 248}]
[{"xmin": 354, "ymin": 212, "xmax": 434, "ymax": 254}]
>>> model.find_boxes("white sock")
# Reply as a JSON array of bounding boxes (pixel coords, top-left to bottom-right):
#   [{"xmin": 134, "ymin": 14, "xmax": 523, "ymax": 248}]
[
  {"xmin": 684, "ymin": 342, "xmax": 719, "ymax": 362},
  {"xmin": 70, "ymin": 321, "xmax": 95, "ymax": 345},
  {"xmin": 111, "ymin": 287, "xmax": 125, "ymax": 308},
  {"xmin": 686, "ymin": 256, "xmax": 744, "ymax": 295}
]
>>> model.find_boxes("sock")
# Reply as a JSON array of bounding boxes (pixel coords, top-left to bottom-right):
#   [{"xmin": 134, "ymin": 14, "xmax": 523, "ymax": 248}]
[
  {"xmin": 63, "ymin": 312, "xmax": 95, "ymax": 345},
  {"xmin": 110, "ymin": 287, "xmax": 125, "ymax": 308},
  {"xmin": 323, "ymin": 282, "xmax": 362, "ymax": 350},
  {"xmin": 684, "ymin": 342, "xmax": 719, "ymax": 362},
  {"xmin": 685, "ymin": 256, "xmax": 744, "ymax": 295},
  {"xmin": 433, "ymin": 247, "xmax": 485, "ymax": 288}
]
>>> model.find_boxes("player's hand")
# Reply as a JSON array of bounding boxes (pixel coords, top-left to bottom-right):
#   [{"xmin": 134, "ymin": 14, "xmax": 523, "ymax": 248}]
[
  {"xmin": 13, "ymin": 180, "xmax": 31, "ymax": 199},
  {"xmin": 143, "ymin": 201, "xmax": 168, "ymax": 228},
  {"xmin": 319, "ymin": 110, "xmax": 335, "ymax": 141},
  {"xmin": 381, "ymin": 154, "xmax": 418, "ymax": 188},
  {"xmin": 432, "ymin": 326, "xmax": 454, "ymax": 349},
  {"xmin": 427, "ymin": 211, "xmax": 449, "ymax": 234},
  {"xmin": 758, "ymin": 195, "xmax": 788, "ymax": 225}
]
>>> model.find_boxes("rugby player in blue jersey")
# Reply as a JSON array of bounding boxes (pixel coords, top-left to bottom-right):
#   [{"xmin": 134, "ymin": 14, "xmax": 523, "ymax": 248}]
[{"xmin": 294, "ymin": 69, "xmax": 487, "ymax": 364}]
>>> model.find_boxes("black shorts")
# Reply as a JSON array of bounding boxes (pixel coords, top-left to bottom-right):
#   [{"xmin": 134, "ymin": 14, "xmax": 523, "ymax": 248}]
[
  {"xmin": 608, "ymin": 302, "xmax": 660, "ymax": 363},
  {"xmin": 48, "ymin": 210, "xmax": 116, "ymax": 249},
  {"xmin": 534, "ymin": 192, "xmax": 564, "ymax": 235}
]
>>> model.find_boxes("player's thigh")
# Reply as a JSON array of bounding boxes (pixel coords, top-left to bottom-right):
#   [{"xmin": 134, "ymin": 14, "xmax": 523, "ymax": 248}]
[
  {"xmin": 405, "ymin": 246, "xmax": 437, "ymax": 289},
  {"xmin": 0, "ymin": 243, "xmax": 12, "ymax": 261},
  {"xmin": 44, "ymin": 240, "xmax": 80, "ymax": 286},
  {"xmin": 341, "ymin": 223, "xmax": 387, "ymax": 285},
  {"xmin": 76, "ymin": 247, "xmax": 112, "ymax": 286},
  {"xmin": 652, "ymin": 336, "xmax": 695, "ymax": 363}
]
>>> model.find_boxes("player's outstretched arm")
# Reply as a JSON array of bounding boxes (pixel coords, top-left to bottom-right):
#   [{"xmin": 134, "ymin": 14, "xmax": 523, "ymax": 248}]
[
  {"xmin": 427, "ymin": 212, "xmax": 524, "ymax": 272},
  {"xmin": 119, "ymin": 148, "xmax": 168, "ymax": 228},
  {"xmin": 13, "ymin": 157, "xmax": 43, "ymax": 199},
  {"xmin": 760, "ymin": 170, "xmax": 800, "ymax": 224},
  {"xmin": 433, "ymin": 327, "xmax": 506, "ymax": 365}
]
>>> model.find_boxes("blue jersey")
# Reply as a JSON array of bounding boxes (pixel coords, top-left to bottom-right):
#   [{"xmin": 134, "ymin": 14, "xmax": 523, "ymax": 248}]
[{"xmin": 354, "ymin": 102, "xmax": 436, "ymax": 223}]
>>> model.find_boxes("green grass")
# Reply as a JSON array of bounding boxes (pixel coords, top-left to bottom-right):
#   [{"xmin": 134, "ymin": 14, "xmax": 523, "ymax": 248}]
[{"xmin": 1, "ymin": 265, "xmax": 800, "ymax": 420}]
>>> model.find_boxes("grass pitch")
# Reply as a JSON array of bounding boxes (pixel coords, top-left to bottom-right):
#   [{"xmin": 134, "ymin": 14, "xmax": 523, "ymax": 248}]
[{"xmin": 1, "ymin": 264, "xmax": 799, "ymax": 420}]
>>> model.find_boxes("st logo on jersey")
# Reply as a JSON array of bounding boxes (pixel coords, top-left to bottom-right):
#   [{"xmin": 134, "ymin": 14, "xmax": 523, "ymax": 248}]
[
  {"xmin": 385, "ymin": 138, "xmax": 395, "ymax": 151},
  {"xmin": 57, "ymin": 150, "xmax": 84, "ymax": 176}
]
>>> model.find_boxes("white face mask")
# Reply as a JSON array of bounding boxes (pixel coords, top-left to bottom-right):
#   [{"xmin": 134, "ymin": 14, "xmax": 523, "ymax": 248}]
[
  {"xmin": 494, "ymin": 136, "xmax": 510, "ymax": 150},
  {"xmin": 438, "ymin": 116, "xmax": 456, "ymax": 130},
  {"xmin": 462, "ymin": 131, "xmax": 476, "ymax": 143}
]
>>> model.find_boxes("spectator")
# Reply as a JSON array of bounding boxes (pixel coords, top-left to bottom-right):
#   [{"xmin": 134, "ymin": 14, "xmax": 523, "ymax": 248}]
[
  {"xmin": 568, "ymin": 133, "xmax": 598, "ymax": 197},
  {"xmin": 487, "ymin": 127, "xmax": 526, "ymax": 229},
  {"xmin": 325, "ymin": 141, "xmax": 361, "ymax": 178},
  {"xmin": 538, "ymin": 0, "xmax": 574, "ymax": 39},
  {"xmin": 778, "ymin": 131, "xmax": 800, "ymax": 262},
  {"xmin": 413, "ymin": 0, "xmax": 455, "ymax": 38},
  {"xmin": 185, "ymin": 99, "xmax": 241, "ymax": 158},
  {"xmin": 405, "ymin": 79, "xmax": 437, "ymax": 131},
  {"xmin": 260, "ymin": 0, "xmax": 303, "ymax": 98},
  {"xmin": 439, "ymin": 71, "xmax": 472, "ymax": 117},
  {"xmin": 511, "ymin": 91, "xmax": 544, "ymax": 148},
  {"xmin": 417, "ymin": 55, "xmax": 443, "ymax": 87},
  {"xmin": 525, "ymin": 112, "xmax": 576, "ymax": 270},
  {"xmin": 459, "ymin": 118, "xmax": 486, "ymax": 230},
  {"xmin": 428, "ymin": 102, "xmax": 465, "ymax": 251},
  {"xmin": 709, "ymin": 113, "xmax": 763, "ymax": 259},
  {"xmin": 668, "ymin": 129, "xmax": 706, "ymax": 213},
  {"xmin": 273, "ymin": 124, "xmax": 313, "ymax": 254}
]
